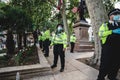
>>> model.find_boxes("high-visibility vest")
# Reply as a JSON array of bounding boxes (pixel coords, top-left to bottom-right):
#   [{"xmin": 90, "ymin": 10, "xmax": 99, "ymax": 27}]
[
  {"xmin": 70, "ymin": 35, "xmax": 76, "ymax": 43},
  {"xmin": 98, "ymin": 23, "xmax": 112, "ymax": 44},
  {"xmin": 42, "ymin": 30, "xmax": 50, "ymax": 41},
  {"xmin": 51, "ymin": 32, "xmax": 67, "ymax": 48},
  {"xmin": 38, "ymin": 35, "xmax": 43, "ymax": 41}
]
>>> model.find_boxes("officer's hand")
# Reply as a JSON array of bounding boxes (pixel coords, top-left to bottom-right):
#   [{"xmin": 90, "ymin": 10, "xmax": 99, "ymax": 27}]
[{"xmin": 112, "ymin": 28, "xmax": 120, "ymax": 34}]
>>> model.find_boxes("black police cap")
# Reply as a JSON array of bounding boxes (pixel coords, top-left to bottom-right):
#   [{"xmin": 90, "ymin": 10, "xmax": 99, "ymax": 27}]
[{"xmin": 108, "ymin": 8, "xmax": 120, "ymax": 17}]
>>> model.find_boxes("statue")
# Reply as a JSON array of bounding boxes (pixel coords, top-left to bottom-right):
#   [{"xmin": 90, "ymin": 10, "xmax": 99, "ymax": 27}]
[{"xmin": 78, "ymin": 0, "xmax": 88, "ymax": 23}]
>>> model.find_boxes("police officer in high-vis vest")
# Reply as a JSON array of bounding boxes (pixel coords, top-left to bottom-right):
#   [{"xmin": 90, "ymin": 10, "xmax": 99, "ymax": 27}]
[
  {"xmin": 97, "ymin": 9, "xmax": 120, "ymax": 80},
  {"xmin": 70, "ymin": 32, "xmax": 76, "ymax": 53},
  {"xmin": 50, "ymin": 24, "xmax": 67, "ymax": 72},
  {"xmin": 42, "ymin": 27, "xmax": 50, "ymax": 57},
  {"xmin": 38, "ymin": 32, "xmax": 43, "ymax": 49}
]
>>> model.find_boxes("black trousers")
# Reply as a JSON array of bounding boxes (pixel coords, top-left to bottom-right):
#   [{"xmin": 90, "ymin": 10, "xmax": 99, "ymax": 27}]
[
  {"xmin": 70, "ymin": 42, "xmax": 75, "ymax": 53},
  {"xmin": 53, "ymin": 44, "xmax": 65, "ymax": 69},
  {"xmin": 43, "ymin": 39, "xmax": 50, "ymax": 56},
  {"xmin": 39, "ymin": 40, "xmax": 43, "ymax": 49},
  {"xmin": 97, "ymin": 44, "xmax": 120, "ymax": 80},
  {"xmin": 34, "ymin": 37, "xmax": 38, "ymax": 45}
]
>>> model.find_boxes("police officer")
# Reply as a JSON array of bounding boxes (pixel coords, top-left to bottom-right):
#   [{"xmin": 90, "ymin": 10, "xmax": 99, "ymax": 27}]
[
  {"xmin": 97, "ymin": 9, "xmax": 120, "ymax": 80},
  {"xmin": 42, "ymin": 27, "xmax": 50, "ymax": 57},
  {"xmin": 32, "ymin": 29, "xmax": 38, "ymax": 45},
  {"xmin": 70, "ymin": 32, "xmax": 76, "ymax": 53},
  {"xmin": 50, "ymin": 24, "xmax": 67, "ymax": 72},
  {"xmin": 38, "ymin": 32, "xmax": 43, "ymax": 49}
]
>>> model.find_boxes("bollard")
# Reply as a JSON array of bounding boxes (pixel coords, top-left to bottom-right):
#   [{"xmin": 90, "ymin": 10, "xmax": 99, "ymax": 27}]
[{"xmin": 16, "ymin": 72, "xmax": 20, "ymax": 80}]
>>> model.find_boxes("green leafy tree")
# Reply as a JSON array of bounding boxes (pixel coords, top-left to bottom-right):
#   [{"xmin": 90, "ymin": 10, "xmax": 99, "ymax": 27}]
[
  {"xmin": 0, "ymin": 3, "xmax": 33, "ymax": 58},
  {"xmin": 10, "ymin": 0, "xmax": 52, "ymax": 30}
]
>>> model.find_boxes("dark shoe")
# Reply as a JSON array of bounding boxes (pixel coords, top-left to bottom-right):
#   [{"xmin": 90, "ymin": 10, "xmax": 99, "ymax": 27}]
[
  {"xmin": 51, "ymin": 65, "xmax": 57, "ymax": 69},
  {"xmin": 60, "ymin": 68, "xmax": 64, "ymax": 72}
]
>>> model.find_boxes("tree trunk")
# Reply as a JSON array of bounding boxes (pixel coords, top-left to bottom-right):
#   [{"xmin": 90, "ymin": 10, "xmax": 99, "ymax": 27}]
[
  {"xmin": 17, "ymin": 33, "xmax": 22, "ymax": 49},
  {"xmin": 61, "ymin": 0, "xmax": 70, "ymax": 46},
  {"xmin": 23, "ymin": 32, "xmax": 27, "ymax": 47},
  {"xmin": 85, "ymin": 0, "xmax": 108, "ymax": 65},
  {"xmin": 6, "ymin": 29, "xmax": 15, "ymax": 58}
]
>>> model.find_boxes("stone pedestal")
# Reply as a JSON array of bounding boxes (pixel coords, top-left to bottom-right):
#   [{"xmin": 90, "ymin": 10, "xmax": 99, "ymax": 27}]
[{"xmin": 73, "ymin": 21, "xmax": 94, "ymax": 52}]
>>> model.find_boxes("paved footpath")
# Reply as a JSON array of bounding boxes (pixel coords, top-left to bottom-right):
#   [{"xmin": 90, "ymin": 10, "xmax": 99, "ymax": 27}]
[{"xmin": 24, "ymin": 47, "xmax": 99, "ymax": 80}]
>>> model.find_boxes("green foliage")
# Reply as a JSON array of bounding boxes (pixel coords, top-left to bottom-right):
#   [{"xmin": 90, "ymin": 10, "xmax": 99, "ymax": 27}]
[
  {"xmin": 0, "ymin": 45, "xmax": 39, "ymax": 67},
  {"xmin": 14, "ymin": 45, "xmax": 37, "ymax": 65},
  {"xmin": 0, "ymin": 56, "xmax": 8, "ymax": 64},
  {"xmin": 0, "ymin": 3, "xmax": 6, "ymax": 31},
  {"xmin": 65, "ymin": 0, "xmax": 79, "ymax": 32},
  {"xmin": 7, "ymin": 0, "xmax": 116, "ymax": 33},
  {"xmin": 0, "ymin": 3, "xmax": 33, "ymax": 32},
  {"xmin": 103, "ymin": 0, "xmax": 114, "ymax": 14},
  {"xmin": 14, "ymin": 50, "xmax": 23, "ymax": 65},
  {"xmin": 10, "ymin": 0, "xmax": 52, "ymax": 31}
]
